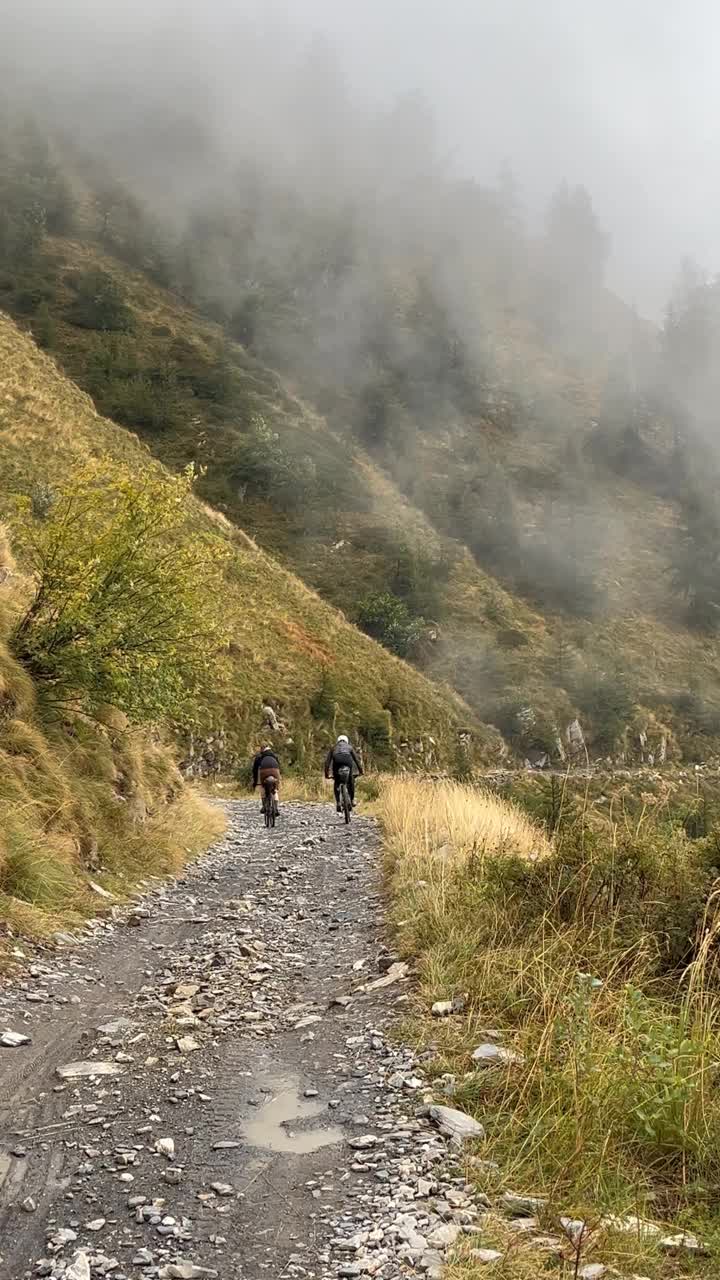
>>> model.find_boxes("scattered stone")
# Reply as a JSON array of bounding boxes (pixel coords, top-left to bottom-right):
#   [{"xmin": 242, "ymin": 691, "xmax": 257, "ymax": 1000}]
[
  {"xmin": 348, "ymin": 1134, "xmax": 378, "ymax": 1150},
  {"xmin": 472, "ymin": 1043, "xmax": 525, "ymax": 1067},
  {"xmin": 602, "ymin": 1214, "xmax": 661, "ymax": 1238},
  {"xmin": 176, "ymin": 1035, "xmax": 201, "ymax": 1053},
  {"xmin": 427, "ymin": 1222, "xmax": 460, "ymax": 1248},
  {"xmin": 210, "ymin": 1182, "xmax": 234, "ymax": 1197},
  {"xmin": 65, "ymin": 1253, "xmax": 91, "ymax": 1280},
  {"xmin": 89, "ymin": 880, "xmax": 113, "ymax": 899},
  {"xmin": 1, "ymin": 1030, "xmax": 31, "ymax": 1048},
  {"xmin": 659, "ymin": 1233, "xmax": 709, "ymax": 1256},
  {"xmin": 471, "ymin": 1249, "xmax": 504, "ymax": 1264},
  {"xmin": 158, "ymin": 1265, "xmax": 219, "ymax": 1279},
  {"xmin": 97, "ymin": 1017, "xmax": 135, "ymax": 1036},
  {"xmin": 578, "ymin": 1266, "xmax": 607, "ymax": 1279},
  {"xmin": 364, "ymin": 961, "xmax": 409, "ymax": 991},
  {"xmin": 431, "ymin": 1000, "xmax": 454, "ymax": 1017},
  {"xmin": 429, "ymin": 1103, "xmax": 485, "ymax": 1143},
  {"xmin": 21, "ymin": 1196, "xmax": 36, "ymax": 1212},
  {"xmin": 501, "ymin": 1192, "xmax": 547, "ymax": 1215},
  {"xmin": 56, "ymin": 1060, "xmax": 123, "ymax": 1079},
  {"xmin": 156, "ymin": 1137, "xmax": 176, "ymax": 1159}
]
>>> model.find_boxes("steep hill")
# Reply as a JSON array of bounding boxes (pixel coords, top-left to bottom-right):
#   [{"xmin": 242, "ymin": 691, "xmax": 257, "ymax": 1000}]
[
  {"xmin": 2, "ymin": 113, "xmax": 719, "ymax": 763},
  {"xmin": 0, "ymin": 313, "xmax": 480, "ymax": 771},
  {"xmin": 5, "ymin": 228, "xmax": 719, "ymax": 766}
]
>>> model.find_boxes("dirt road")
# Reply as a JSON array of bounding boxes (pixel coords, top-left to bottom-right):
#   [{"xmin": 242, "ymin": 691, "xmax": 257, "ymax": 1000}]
[{"xmin": 0, "ymin": 802, "xmax": 482, "ymax": 1280}]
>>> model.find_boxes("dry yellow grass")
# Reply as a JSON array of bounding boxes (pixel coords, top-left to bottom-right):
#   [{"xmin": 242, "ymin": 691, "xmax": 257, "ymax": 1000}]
[
  {"xmin": 381, "ymin": 776, "xmax": 550, "ymax": 866},
  {"xmin": 378, "ymin": 777, "xmax": 720, "ymax": 1279}
]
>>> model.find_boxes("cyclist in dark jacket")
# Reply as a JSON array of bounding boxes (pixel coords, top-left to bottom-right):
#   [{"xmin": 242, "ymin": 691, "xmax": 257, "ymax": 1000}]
[
  {"xmin": 324, "ymin": 735, "xmax": 363, "ymax": 811},
  {"xmin": 252, "ymin": 745, "xmax": 281, "ymax": 806}
]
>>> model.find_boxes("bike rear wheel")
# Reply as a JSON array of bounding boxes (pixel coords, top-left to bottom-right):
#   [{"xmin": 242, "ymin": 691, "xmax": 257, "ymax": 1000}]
[
  {"xmin": 340, "ymin": 782, "xmax": 351, "ymax": 824},
  {"xmin": 263, "ymin": 783, "xmax": 276, "ymax": 828}
]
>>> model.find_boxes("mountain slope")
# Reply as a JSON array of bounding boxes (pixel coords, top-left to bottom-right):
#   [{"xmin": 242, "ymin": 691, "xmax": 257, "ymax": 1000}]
[
  {"xmin": 7, "ymin": 228, "xmax": 719, "ymax": 764},
  {"xmin": 0, "ymin": 312, "xmax": 482, "ymax": 770},
  {"xmin": 1, "ymin": 113, "xmax": 718, "ymax": 763}
]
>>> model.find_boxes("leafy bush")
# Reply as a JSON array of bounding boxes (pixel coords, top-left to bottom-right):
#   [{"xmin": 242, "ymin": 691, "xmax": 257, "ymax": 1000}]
[
  {"xmin": 10, "ymin": 460, "xmax": 228, "ymax": 724},
  {"xmin": 357, "ymin": 591, "xmax": 425, "ymax": 658},
  {"xmin": 571, "ymin": 667, "xmax": 636, "ymax": 754},
  {"xmin": 309, "ymin": 666, "xmax": 341, "ymax": 722}
]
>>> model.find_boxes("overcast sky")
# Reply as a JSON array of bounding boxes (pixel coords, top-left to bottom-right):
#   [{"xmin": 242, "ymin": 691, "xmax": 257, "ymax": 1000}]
[
  {"xmin": 286, "ymin": 0, "xmax": 720, "ymax": 315},
  {"xmin": 8, "ymin": 0, "xmax": 720, "ymax": 315}
]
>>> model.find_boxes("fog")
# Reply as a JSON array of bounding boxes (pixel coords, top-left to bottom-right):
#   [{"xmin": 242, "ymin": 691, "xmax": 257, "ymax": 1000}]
[
  {"xmin": 5, "ymin": 0, "xmax": 720, "ymax": 745},
  {"xmin": 6, "ymin": 0, "xmax": 720, "ymax": 317}
]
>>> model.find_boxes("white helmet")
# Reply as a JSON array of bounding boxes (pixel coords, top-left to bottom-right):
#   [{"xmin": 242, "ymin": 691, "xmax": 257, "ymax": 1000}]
[{"xmin": 336, "ymin": 734, "xmax": 350, "ymax": 745}]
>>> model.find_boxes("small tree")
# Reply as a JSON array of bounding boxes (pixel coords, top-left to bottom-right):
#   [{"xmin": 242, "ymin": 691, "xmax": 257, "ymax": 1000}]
[
  {"xmin": 11, "ymin": 460, "xmax": 228, "ymax": 724},
  {"xmin": 67, "ymin": 269, "xmax": 135, "ymax": 333},
  {"xmin": 357, "ymin": 591, "xmax": 424, "ymax": 658}
]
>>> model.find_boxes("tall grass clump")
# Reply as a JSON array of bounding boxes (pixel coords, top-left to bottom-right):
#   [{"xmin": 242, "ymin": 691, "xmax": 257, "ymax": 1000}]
[{"xmin": 379, "ymin": 777, "xmax": 720, "ymax": 1269}]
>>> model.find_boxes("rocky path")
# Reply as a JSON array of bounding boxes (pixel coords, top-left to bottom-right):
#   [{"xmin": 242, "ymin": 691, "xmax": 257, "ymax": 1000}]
[{"xmin": 0, "ymin": 802, "xmax": 484, "ymax": 1280}]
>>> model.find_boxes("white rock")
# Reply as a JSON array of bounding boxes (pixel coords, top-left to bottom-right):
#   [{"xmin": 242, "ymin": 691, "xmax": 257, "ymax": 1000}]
[
  {"xmin": 56, "ymin": 1060, "xmax": 123, "ymax": 1079},
  {"xmin": 659, "ymin": 1233, "xmax": 708, "ymax": 1255},
  {"xmin": 429, "ymin": 1104, "xmax": 484, "ymax": 1143},
  {"xmin": 364, "ymin": 962, "xmax": 409, "ymax": 991},
  {"xmin": 89, "ymin": 880, "xmax": 113, "ymax": 898},
  {"xmin": 471, "ymin": 1249, "xmax": 503, "ymax": 1264},
  {"xmin": 158, "ymin": 1265, "xmax": 219, "ymax": 1279},
  {"xmin": 501, "ymin": 1192, "xmax": 547, "ymax": 1215},
  {"xmin": 48, "ymin": 1227, "xmax": 78, "ymax": 1247},
  {"xmin": 431, "ymin": 1001, "xmax": 454, "ymax": 1017},
  {"xmin": 579, "ymin": 1266, "xmax": 607, "ymax": 1279},
  {"xmin": 97, "ymin": 1018, "xmax": 135, "ymax": 1036},
  {"xmin": 85, "ymin": 1218, "xmax": 106, "ymax": 1231},
  {"xmin": 426, "ymin": 1222, "xmax": 460, "ymax": 1248},
  {"xmin": 65, "ymin": 1253, "xmax": 91, "ymax": 1280},
  {"xmin": 176, "ymin": 1035, "xmax": 201, "ymax": 1054},
  {"xmin": 472, "ymin": 1043, "xmax": 524, "ymax": 1068},
  {"xmin": 1, "ymin": 1030, "xmax": 31, "ymax": 1048},
  {"xmin": 602, "ymin": 1214, "xmax": 661, "ymax": 1237},
  {"xmin": 156, "ymin": 1137, "xmax": 175, "ymax": 1159}
]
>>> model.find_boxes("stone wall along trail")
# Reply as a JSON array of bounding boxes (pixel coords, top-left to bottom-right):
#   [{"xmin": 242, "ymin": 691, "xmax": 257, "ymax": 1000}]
[{"xmin": 0, "ymin": 802, "xmax": 484, "ymax": 1280}]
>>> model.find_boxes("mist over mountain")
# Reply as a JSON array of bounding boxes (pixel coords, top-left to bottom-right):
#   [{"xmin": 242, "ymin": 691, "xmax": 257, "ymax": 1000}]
[
  {"xmin": 3, "ymin": 0, "xmax": 720, "ymax": 762},
  {"xmin": 7, "ymin": 0, "xmax": 720, "ymax": 314}
]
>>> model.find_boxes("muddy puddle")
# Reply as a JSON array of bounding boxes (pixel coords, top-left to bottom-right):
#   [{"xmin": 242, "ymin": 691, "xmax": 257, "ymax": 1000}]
[{"xmin": 243, "ymin": 1080, "xmax": 344, "ymax": 1154}]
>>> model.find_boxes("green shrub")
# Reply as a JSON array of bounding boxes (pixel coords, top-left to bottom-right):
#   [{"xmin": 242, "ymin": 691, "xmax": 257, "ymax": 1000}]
[
  {"xmin": 357, "ymin": 591, "xmax": 425, "ymax": 658},
  {"xmin": 67, "ymin": 269, "xmax": 135, "ymax": 333},
  {"xmin": 10, "ymin": 459, "xmax": 229, "ymax": 724}
]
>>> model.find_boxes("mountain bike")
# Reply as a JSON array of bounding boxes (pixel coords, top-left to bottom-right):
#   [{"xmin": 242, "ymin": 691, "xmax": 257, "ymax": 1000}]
[
  {"xmin": 262, "ymin": 777, "xmax": 279, "ymax": 829},
  {"xmin": 337, "ymin": 765, "xmax": 352, "ymax": 824}
]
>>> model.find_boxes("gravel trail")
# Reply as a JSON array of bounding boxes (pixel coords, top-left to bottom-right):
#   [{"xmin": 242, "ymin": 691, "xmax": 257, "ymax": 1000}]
[{"xmin": 0, "ymin": 801, "xmax": 481, "ymax": 1280}]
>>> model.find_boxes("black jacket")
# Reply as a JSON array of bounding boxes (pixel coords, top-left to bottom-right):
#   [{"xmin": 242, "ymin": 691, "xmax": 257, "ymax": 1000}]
[
  {"xmin": 324, "ymin": 744, "xmax": 363, "ymax": 779},
  {"xmin": 252, "ymin": 751, "xmax": 280, "ymax": 786}
]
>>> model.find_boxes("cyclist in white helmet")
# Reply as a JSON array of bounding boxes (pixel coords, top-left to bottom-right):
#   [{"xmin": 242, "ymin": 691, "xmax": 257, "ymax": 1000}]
[{"xmin": 324, "ymin": 734, "xmax": 364, "ymax": 812}]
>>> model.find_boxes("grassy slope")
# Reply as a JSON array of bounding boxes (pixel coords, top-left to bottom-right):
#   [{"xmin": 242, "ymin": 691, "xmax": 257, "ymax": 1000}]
[
  {"xmin": 380, "ymin": 776, "xmax": 720, "ymax": 1279},
  {"xmin": 7, "ymin": 232, "xmax": 720, "ymax": 759},
  {"xmin": 0, "ymin": 529, "xmax": 223, "ymax": 948},
  {"xmin": 0, "ymin": 311, "xmax": 481, "ymax": 768}
]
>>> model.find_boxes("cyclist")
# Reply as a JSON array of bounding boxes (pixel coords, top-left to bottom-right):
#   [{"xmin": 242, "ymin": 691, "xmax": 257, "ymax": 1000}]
[
  {"xmin": 324, "ymin": 734, "xmax": 363, "ymax": 812},
  {"xmin": 252, "ymin": 743, "xmax": 281, "ymax": 810}
]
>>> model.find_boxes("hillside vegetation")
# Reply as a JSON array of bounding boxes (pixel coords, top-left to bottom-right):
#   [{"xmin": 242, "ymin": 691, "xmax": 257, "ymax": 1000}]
[
  {"xmin": 0, "ymin": 524, "xmax": 223, "ymax": 946},
  {"xmin": 382, "ymin": 777, "xmax": 720, "ymax": 1278},
  {"xmin": 0, "ymin": 312, "xmax": 478, "ymax": 770},
  {"xmin": 1, "ymin": 110, "xmax": 719, "ymax": 762}
]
